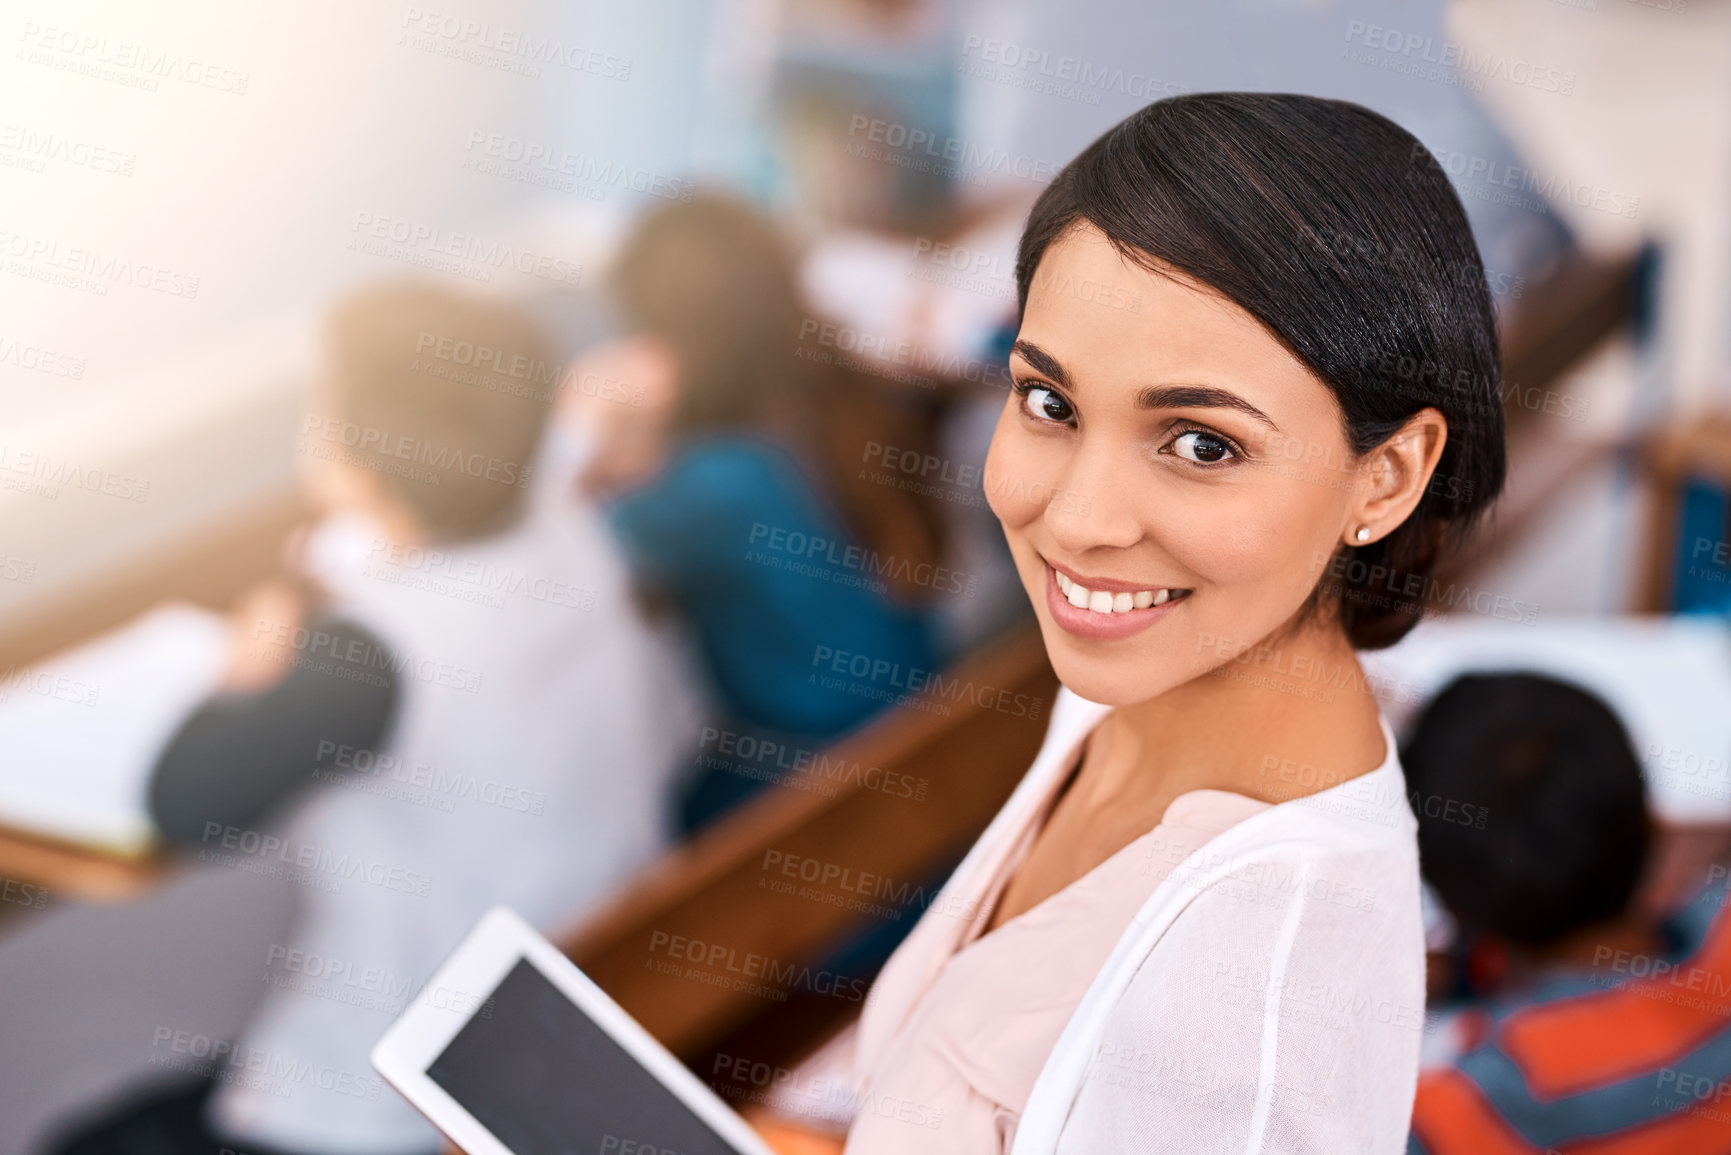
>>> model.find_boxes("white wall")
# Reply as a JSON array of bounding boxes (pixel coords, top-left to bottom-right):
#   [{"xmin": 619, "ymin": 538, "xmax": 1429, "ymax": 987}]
[{"xmin": 0, "ymin": 0, "xmax": 727, "ymax": 626}]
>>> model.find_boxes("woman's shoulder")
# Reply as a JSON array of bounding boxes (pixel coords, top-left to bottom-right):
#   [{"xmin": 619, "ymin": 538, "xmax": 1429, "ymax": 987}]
[
  {"xmin": 627, "ymin": 433, "xmax": 825, "ymax": 527},
  {"xmin": 1138, "ymin": 737, "xmax": 1423, "ymax": 952},
  {"xmin": 664, "ymin": 432, "xmax": 806, "ymax": 489},
  {"xmin": 1170, "ymin": 756, "xmax": 1425, "ymax": 964},
  {"xmin": 1226, "ymin": 709, "xmax": 1419, "ymax": 859},
  {"xmin": 604, "ymin": 433, "xmax": 801, "ymax": 527},
  {"xmin": 1035, "ymin": 770, "xmax": 1426, "ymax": 1153}
]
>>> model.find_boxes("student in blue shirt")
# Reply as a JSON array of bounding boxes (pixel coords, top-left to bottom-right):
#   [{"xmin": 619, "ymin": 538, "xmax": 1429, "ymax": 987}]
[{"xmin": 564, "ymin": 193, "xmax": 956, "ymax": 830}]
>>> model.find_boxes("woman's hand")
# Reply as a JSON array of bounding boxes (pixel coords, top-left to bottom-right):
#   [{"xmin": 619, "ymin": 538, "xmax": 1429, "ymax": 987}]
[
  {"xmin": 435, "ymin": 1111, "xmax": 839, "ymax": 1155},
  {"xmin": 555, "ymin": 336, "xmax": 680, "ymax": 497},
  {"xmin": 742, "ymin": 1105, "xmax": 848, "ymax": 1155}
]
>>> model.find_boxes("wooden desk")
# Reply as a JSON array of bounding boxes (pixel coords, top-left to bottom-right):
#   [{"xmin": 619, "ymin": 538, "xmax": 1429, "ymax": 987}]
[
  {"xmin": 0, "ymin": 825, "xmax": 164, "ymax": 904},
  {"xmin": 0, "ymin": 490, "xmax": 305, "ymax": 907},
  {"xmin": 560, "ymin": 622, "xmax": 1058, "ymax": 1066}
]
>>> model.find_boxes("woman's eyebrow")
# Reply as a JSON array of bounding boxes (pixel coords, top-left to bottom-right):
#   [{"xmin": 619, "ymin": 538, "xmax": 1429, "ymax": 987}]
[
  {"xmin": 1010, "ymin": 339, "xmax": 1071, "ymax": 388},
  {"xmin": 1136, "ymin": 384, "xmax": 1281, "ymax": 432},
  {"xmin": 1012, "ymin": 340, "xmax": 1282, "ymax": 433}
]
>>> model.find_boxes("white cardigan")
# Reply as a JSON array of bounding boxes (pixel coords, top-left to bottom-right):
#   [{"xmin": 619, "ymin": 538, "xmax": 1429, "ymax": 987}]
[{"xmin": 848, "ymin": 686, "xmax": 1425, "ymax": 1154}]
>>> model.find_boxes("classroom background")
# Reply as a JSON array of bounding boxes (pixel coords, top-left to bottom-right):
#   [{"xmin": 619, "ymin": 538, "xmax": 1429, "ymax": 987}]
[{"xmin": 2, "ymin": 0, "xmax": 1730, "ymax": 1153}]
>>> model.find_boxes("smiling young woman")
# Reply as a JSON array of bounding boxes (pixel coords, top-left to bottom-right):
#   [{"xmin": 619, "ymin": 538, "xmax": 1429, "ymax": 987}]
[{"xmin": 828, "ymin": 93, "xmax": 1506, "ymax": 1154}]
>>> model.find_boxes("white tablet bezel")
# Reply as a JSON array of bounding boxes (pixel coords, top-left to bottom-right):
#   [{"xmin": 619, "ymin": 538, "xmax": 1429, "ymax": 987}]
[{"xmin": 371, "ymin": 906, "xmax": 778, "ymax": 1155}]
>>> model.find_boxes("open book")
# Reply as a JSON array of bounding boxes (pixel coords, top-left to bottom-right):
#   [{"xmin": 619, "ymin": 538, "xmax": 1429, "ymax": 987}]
[{"xmin": 0, "ymin": 603, "xmax": 228, "ymax": 856}]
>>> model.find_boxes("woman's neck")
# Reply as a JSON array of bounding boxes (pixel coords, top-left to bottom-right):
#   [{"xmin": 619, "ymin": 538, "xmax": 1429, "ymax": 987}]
[{"xmin": 1081, "ymin": 620, "xmax": 1389, "ymax": 816}]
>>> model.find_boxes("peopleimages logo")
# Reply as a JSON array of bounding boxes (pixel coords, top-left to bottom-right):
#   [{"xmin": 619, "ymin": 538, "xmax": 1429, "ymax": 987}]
[
  {"xmin": 810, "ymin": 645, "xmax": 1043, "ymax": 720},
  {"xmin": 1343, "ymin": 21, "xmax": 1575, "ymax": 96},
  {"xmin": 694, "ymin": 726, "xmax": 932, "ymax": 803},
  {"xmin": 347, "ymin": 212, "xmax": 583, "ymax": 286},
  {"xmin": 0, "ymin": 334, "xmax": 86, "ymax": 379},
  {"xmin": 845, "ymin": 116, "xmax": 1061, "ymax": 184},
  {"xmin": 1412, "ymin": 143, "xmax": 1640, "ymax": 221},
  {"xmin": 646, "ymin": 931, "xmax": 870, "ymax": 1003},
  {"xmin": 314, "ymin": 739, "xmax": 548, "ymax": 815},
  {"xmin": 198, "ymin": 822, "xmax": 434, "ymax": 896},
  {"xmin": 398, "ymin": 8, "xmax": 632, "ymax": 80},
  {"xmin": 0, "ymin": 124, "xmax": 136, "ymax": 176},
  {"xmin": 747, "ymin": 521, "xmax": 978, "ymax": 598},
  {"xmin": 0, "ymin": 228, "xmax": 200, "ymax": 299},
  {"xmin": 148, "ymin": 1026, "xmax": 383, "ymax": 1101},
  {"xmin": 462, "ymin": 131, "xmax": 694, "ymax": 202},
  {"xmin": 16, "ymin": 22, "xmax": 251, "ymax": 94},
  {"xmin": 0, "ymin": 443, "xmax": 149, "ymax": 503},
  {"xmin": 795, "ymin": 317, "xmax": 1013, "ymax": 391},
  {"xmin": 299, "ymin": 415, "xmax": 533, "ymax": 488},
  {"xmin": 955, "ymin": 34, "xmax": 1186, "ymax": 107}
]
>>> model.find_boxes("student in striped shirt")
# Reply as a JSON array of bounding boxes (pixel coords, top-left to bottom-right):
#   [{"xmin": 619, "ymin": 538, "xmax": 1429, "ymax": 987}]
[{"xmin": 1404, "ymin": 672, "xmax": 1731, "ymax": 1154}]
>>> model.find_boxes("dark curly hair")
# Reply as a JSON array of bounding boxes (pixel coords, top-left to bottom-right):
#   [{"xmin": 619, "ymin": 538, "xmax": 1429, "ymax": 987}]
[
  {"xmin": 1015, "ymin": 92, "xmax": 1506, "ymax": 649},
  {"xmin": 1402, "ymin": 672, "xmax": 1649, "ymax": 948}
]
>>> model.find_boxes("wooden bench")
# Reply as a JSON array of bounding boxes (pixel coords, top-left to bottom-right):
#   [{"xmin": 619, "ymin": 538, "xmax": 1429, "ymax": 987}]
[
  {"xmin": 558, "ymin": 621, "xmax": 1057, "ymax": 1069},
  {"xmin": 1433, "ymin": 248, "xmax": 1638, "ymax": 588},
  {"xmin": 1634, "ymin": 415, "xmax": 1731, "ymax": 612}
]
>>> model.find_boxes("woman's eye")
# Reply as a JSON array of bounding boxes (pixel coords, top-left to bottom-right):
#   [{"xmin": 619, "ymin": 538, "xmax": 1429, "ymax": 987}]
[
  {"xmin": 1021, "ymin": 386, "xmax": 1073, "ymax": 424},
  {"xmin": 1171, "ymin": 430, "xmax": 1236, "ymax": 464}
]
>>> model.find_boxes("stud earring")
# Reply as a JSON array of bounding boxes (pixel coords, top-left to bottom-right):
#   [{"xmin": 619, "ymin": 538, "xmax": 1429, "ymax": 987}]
[{"xmin": 1354, "ymin": 526, "xmax": 1371, "ymax": 544}]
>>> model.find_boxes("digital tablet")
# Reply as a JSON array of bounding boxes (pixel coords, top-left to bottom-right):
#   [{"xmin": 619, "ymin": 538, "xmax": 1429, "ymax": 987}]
[{"xmin": 371, "ymin": 906, "xmax": 778, "ymax": 1155}]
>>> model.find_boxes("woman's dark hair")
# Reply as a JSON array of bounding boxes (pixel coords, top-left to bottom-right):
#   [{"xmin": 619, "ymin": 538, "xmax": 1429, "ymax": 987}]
[
  {"xmin": 1016, "ymin": 92, "xmax": 1506, "ymax": 649},
  {"xmin": 610, "ymin": 192, "xmax": 949, "ymax": 603},
  {"xmin": 1401, "ymin": 673, "xmax": 1649, "ymax": 949}
]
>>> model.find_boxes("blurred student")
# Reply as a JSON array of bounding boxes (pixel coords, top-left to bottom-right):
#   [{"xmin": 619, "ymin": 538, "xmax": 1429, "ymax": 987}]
[
  {"xmin": 1405, "ymin": 673, "xmax": 1731, "ymax": 1154},
  {"xmin": 47, "ymin": 282, "xmax": 701, "ymax": 1155},
  {"xmin": 564, "ymin": 193, "xmax": 955, "ymax": 830}
]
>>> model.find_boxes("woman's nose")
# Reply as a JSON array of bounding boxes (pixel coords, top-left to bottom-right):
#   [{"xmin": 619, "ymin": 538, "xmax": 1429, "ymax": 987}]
[{"xmin": 1044, "ymin": 438, "xmax": 1143, "ymax": 554}]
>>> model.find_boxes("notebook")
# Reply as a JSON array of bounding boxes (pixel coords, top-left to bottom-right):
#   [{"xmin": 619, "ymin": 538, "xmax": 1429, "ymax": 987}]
[{"xmin": 0, "ymin": 603, "xmax": 229, "ymax": 856}]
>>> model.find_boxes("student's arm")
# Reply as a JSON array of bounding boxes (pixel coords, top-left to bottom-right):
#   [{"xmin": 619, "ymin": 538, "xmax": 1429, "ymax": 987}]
[
  {"xmin": 147, "ymin": 613, "xmax": 399, "ymax": 842},
  {"xmin": 560, "ymin": 337, "xmax": 677, "ymax": 499},
  {"xmin": 605, "ymin": 469, "xmax": 712, "ymax": 593},
  {"xmin": 606, "ymin": 444, "xmax": 778, "ymax": 595}
]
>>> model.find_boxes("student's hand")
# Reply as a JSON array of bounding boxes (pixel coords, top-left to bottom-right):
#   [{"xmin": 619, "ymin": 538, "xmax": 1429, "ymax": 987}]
[
  {"xmin": 556, "ymin": 337, "xmax": 679, "ymax": 497},
  {"xmin": 221, "ymin": 579, "xmax": 307, "ymax": 693}
]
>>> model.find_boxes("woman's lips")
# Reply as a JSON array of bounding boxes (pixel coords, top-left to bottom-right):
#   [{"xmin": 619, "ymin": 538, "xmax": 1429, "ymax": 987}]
[{"xmin": 1042, "ymin": 562, "xmax": 1190, "ymax": 640}]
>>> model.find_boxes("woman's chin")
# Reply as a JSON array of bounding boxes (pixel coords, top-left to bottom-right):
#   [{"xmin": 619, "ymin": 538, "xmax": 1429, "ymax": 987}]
[{"xmin": 1039, "ymin": 631, "xmax": 1185, "ymax": 708}]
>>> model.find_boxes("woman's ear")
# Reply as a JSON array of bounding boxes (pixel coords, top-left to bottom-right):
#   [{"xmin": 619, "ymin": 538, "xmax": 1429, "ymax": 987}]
[{"xmin": 1343, "ymin": 407, "xmax": 1448, "ymax": 547}]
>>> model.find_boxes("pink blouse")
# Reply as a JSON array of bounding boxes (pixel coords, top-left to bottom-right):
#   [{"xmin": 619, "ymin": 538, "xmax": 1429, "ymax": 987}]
[{"xmin": 842, "ymin": 774, "xmax": 1273, "ymax": 1154}]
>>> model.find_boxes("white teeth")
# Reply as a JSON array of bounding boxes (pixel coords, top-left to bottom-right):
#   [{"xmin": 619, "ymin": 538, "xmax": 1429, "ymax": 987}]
[{"xmin": 1054, "ymin": 569, "xmax": 1183, "ymax": 615}]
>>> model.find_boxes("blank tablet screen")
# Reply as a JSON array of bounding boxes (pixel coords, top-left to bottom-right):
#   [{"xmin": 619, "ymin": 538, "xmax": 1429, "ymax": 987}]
[{"xmin": 427, "ymin": 958, "xmax": 748, "ymax": 1155}]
